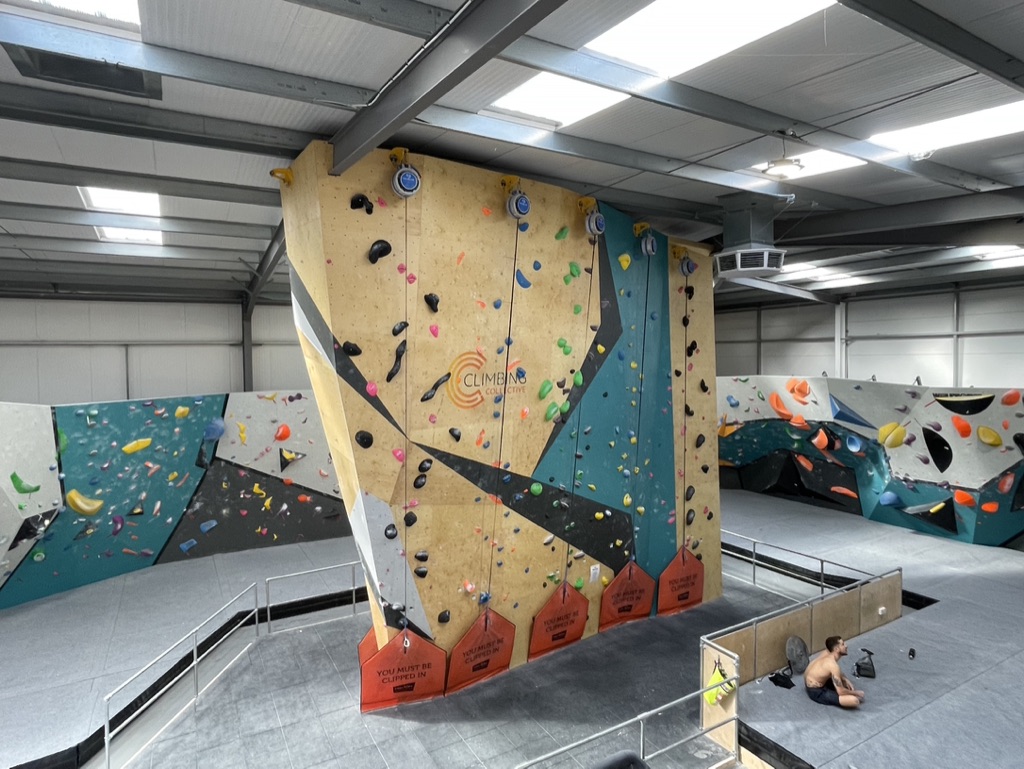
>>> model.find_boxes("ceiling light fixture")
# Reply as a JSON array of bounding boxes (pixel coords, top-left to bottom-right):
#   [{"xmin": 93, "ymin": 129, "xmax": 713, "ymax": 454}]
[{"xmin": 762, "ymin": 157, "xmax": 804, "ymax": 178}]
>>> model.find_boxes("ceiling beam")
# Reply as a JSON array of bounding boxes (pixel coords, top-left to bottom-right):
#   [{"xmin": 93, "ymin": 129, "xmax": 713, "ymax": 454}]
[
  {"xmin": 244, "ymin": 221, "xmax": 287, "ymax": 318},
  {"xmin": 0, "ymin": 234, "xmax": 261, "ymax": 261},
  {"xmin": 290, "ymin": 0, "xmax": 1005, "ymax": 193},
  {"xmin": 0, "ymin": 83, "xmax": 316, "ymax": 158},
  {"xmin": 721, "ymin": 275, "xmax": 839, "ymax": 304},
  {"xmin": 777, "ymin": 186, "xmax": 1024, "ymax": 242},
  {"xmin": 0, "ymin": 12, "xmax": 372, "ymax": 107},
  {"xmin": 777, "ymin": 219, "xmax": 1024, "ymax": 248},
  {"xmin": 0, "ymin": 157, "xmax": 282, "ymax": 206},
  {"xmin": 838, "ymin": 0, "xmax": 1024, "ymax": 94},
  {"xmin": 803, "ymin": 254, "xmax": 1024, "ymax": 292},
  {"xmin": 330, "ymin": 0, "xmax": 571, "ymax": 175},
  {"xmin": 0, "ymin": 201, "xmax": 276, "ymax": 240}
]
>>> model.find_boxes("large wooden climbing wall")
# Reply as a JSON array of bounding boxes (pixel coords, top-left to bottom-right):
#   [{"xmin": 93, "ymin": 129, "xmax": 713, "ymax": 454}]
[{"xmin": 279, "ymin": 142, "xmax": 722, "ymax": 708}]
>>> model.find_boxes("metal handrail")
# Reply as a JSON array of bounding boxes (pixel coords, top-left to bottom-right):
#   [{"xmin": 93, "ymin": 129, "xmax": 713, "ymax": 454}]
[
  {"xmin": 264, "ymin": 559, "xmax": 365, "ymax": 634},
  {"xmin": 514, "ymin": 671, "xmax": 741, "ymax": 769},
  {"xmin": 103, "ymin": 582, "xmax": 258, "ymax": 768}
]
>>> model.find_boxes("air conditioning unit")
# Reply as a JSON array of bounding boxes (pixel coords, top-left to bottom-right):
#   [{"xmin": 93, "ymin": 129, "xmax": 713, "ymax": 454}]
[{"xmin": 713, "ymin": 248, "xmax": 786, "ymax": 280}]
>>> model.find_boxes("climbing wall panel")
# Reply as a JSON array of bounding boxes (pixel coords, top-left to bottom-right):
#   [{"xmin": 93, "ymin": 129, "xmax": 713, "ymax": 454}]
[{"xmin": 280, "ymin": 142, "xmax": 723, "ymax": 702}]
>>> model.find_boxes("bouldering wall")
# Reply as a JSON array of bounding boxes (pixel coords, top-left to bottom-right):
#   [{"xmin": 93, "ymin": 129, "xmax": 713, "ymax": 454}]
[
  {"xmin": 717, "ymin": 376, "xmax": 1024, "ymax": 545},
  {"xmin": 0, "ymin": 390, "xmax": 349, "ymax": 610},
  {"xmin": 279, "ymin": 142, "xmax": 721, "ymax": 709}
]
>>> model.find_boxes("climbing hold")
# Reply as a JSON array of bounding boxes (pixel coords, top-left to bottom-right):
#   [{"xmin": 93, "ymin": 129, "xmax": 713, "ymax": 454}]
[
  {"xmin": 386, "ymin": 340, "xmax": 407, "ymax": 383},
  {"xmin": 414, "ymin": 474, "xmax": 427, "ymax": 489},
  {"xmin": 830, "ymin": 486, "xmax": 859, "ymax": 499},
  {"xmin": 384, "ymin": 524, "xmax": 398, "ymax": 539},
  {"xmin": 1002, "ymin": 389, "xmax": 1021, "ymax": 406},
  {"xmin": 421, "ymin": 372, "xmax": 451, "ymax": 401},
  {"xmin": 424, "ymin": 293, "xmax": 440, "ymax": 313},
  {"xmin": 618, "ymin": 253, "xmax": 631, "ymax": 271},
  {"xmin": 768, "ymin": 392, "xmax": 793, "ymax": 421},
  {"xmin": 438, "ymin": 610, "xmax": 451, "ymax": 623},
  {"xmin": 203, "ymin": 418, "xmax": 226, "ymax": 441},
  {"xmin": 273, "ymin": 424, "xmax": 291, "ymax": 442},
  {"xmin": 623, "ymin": 493, "xmax": 632, "ymax": 507},
  {"xmin": 365, "ymin": 381, "xmax": 379, "ymax": 397},
  {"xmin": 429, "ymin": 324, "xmax": 439, "ymax": 338},
  {"xmin": 597, "ymin": 344, "xmax": 606, "ymax": 355},
  {"xmin": 685, "ymin": 486, "xmax": 695, "ymax": 501},
  {"xmin": 175, "ymin": 406, "xmax": 190, "ymax": 419},
  {"xmin": 811, "ymin": 429, "xmax": 829, "ymax": 450},
  {"xmin": 539, "ymin": 380, "xmax": 553, "ymax": 399},
  {"xmin": 569, "ymin": 261, "xmax": 581, "ymax": 278},
  {"xmin": 414, "ymin": 566, "xmax": 428, "ymax": 578},
  {"xmin": 449, "ymin": 428, "xmax": 462, "ymax": 442},
  {"xmin": 404, "ymin": 511, "xmax": 418, "ymax": 527},
  {"xmin": 879, "ymin": 491, "xmax": 901, "ymax": 506},
  {"xmin": 795, "ymin": 455, "xmax": 813, "ymax": 472},
  {"xmin": 9, "ymin": 472, "xmax": 40, "ymax": 494},
  {"xmin": 726, "ymin": 395, "xmax": 739, "ymax": 408},
  {"xmin": 392, "ymin": 449, "xmax": 406, "ymax": 463},
  {"xmin": 414, "ymin": 550, "xmax": 428, "ymax": 562},
  {"xmin": 530, "ymin": 482, "xmax": 543, "ymax": 496},
  {"xmin": 350, "ymin": 193, "xmax": 373, "ymax": 214},
  {"xmin": 418, "ymin": 459, "xmax": 432, "ymax": 473},
  {"xmin": 846, "ymin": 435, "xmax": 863, "ymax": 453},
  {"xmin": 878, "ymin": 422, "xmax": 907, "ymax": 449},
  {"xmin": 342, "ymin": 341, "xmax": 362, "ymax": 356},
  {"xmin": 999, "ymin": 472, "xmax": 1015, "ymax": 494},
  {"xmin": 953, "ymin": 490, "xmax": 976, "ymax": 507},
  {"xmin": 66, "ymin": 489, "xmax": 104, "ymax": 516},
  {"xmin": 352, "ymin": 430, "xmax": 373, "ymax": 449},
  {"xmin": 368, "ymin": 239, "xmax": 392, "ymax": 264},
  {"xmin": 544, "ymin": 403, "xmax": 559, "ymax": 421},
  {"xmin": 695, "ymin": 434, "xmax": 706, "ymax": 448},
  {"xmin": 573, "ymin": 371, "xmax": 584, "ymax": 387},
  {"xmin": 392, "ymin": 321, "xmax": 409, "ymax": 336},
  {"xmin": 515, "ymin": 269, "xmax": 532, "ymax": 289},
  {"xmin": 982, "ymin": 502, "xmax": 999, "ymax": 514},
  {"xmin": 978, "ymin": 426, "xmax": 1002, "ymax": 447}
]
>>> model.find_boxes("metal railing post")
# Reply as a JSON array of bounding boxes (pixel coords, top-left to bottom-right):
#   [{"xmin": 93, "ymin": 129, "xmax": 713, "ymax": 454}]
[
  {"xmin": 104, "ymin": 698, "xmax": 111, "ymax": 769},
  {"xmin": 254, "ymin": 583, "xmax": 260, "ymax": 638},
  {"xmin": 752, "ymin": 541, "xmax": 758, "ymax": 586},
  {"xmin": 819, "ymin": 559, "xmax": 825, "ymax": 595},
  {"xmin": 351, "ymin": 564, "xmax": 357, "ymax": 616},
  {"xmin": 193, "ymin": 632, "xmax": 199, "ymax": 702}
]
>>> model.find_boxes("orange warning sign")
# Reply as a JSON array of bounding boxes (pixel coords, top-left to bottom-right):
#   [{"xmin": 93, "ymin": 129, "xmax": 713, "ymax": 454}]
[
  {"xmin": 445, "ymin": 608, "xmax": 516, "ymax": 694},
  {"xmin": 657, "ymin": 547, "xmax": 704, "ymax": 615},
  {"xmin": 599, "ymin": 561, "xmax": 655, "ymax": 631},
  {"xmin": 359, "ymin": 630, "xmax": 447, "ymax": 712},
  {"xmin": 528, "ymin": 582, "xmax": 589, "ymax": 660}
]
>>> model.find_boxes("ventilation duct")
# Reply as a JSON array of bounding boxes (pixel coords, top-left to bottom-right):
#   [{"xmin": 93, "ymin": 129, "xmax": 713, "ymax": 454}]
[{"xmin": 713, "ymin": 192, "xmax": 785, "ymax": 283}]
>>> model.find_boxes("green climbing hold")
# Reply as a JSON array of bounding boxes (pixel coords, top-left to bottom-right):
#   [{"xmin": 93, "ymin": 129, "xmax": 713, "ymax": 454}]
[
  {"xmin": 559, "ymin": 400, "xmax": 571, "ymax": 414},
  {"xmin": 530, "ymin": 482, "xmax": 543, "ymax": 496},
  {"xmin": 573, "ymin": 371, "xmax": 584, "ymax": 387},
  {"xmin": 57, "ymin": 428, "xmax": 68, "ymax": 456},
  {"xmin": 555, "ymin": 226, "xmax": 569, "ymax": 240},
  {"xmin": 574, "ymin": 578, "xmax": 584, "ymax": 590},
  {"xmin": 573, "ymin": 304, "xmax": 582, "ymax": 315},
  {"xmin": 10, "ymin": 472, "xmax": 40, "ymax": 495},
  {"xmin": 569, "ymin": 262, "xmax": 581, "ymax": 278},
  {"xmin": 557, "ymin": 338, "xmax": 567, "ymax": 348},
  {"xmin": 545, "ymin": 402, "xmax": 559, "ymax": 421},
  {"xmin": 562, "ymin": 345, "xmax": 572, "ymax": 355},
  {"xmin": 563, "ymin": 274, "xmax": 572, "ymax": 285},
  {"xmin": 757, "ymin": 390, "xmax": 765, "ymax": 401},
  {"xmin": 539, "ymin": 380, "xmax": 553, "ymax": 399}
]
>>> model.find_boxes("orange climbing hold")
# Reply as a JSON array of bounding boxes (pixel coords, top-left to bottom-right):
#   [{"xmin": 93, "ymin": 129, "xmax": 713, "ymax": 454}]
[
  {"xmin": 274, "ymin": 424, "xmax": 291, "ymax": 441},
  {"xmin": 981, "ymin": 502, "xmax": 999, "ymax": 514},
  {"xmin": 768, "ymin": 392, "xmax": 793, "ymax": 421},
  {"xmin": 951, "ymin": 416, "xmax": 971, "ymax": 438},
  {"xmin": 789, "ymin": 414, "xmax": 810, "ymax": 430},
  {"xmin": 795, "ymin": 455, "xmax": 814, "ymax": 472},
  {"xmin": 811, "ymin": 429, "xmax": 829, "ymax": 450},
  {"xmin": 830, "ymin": 486, "xmax": 859, "ymax": 499},
  {"xmin": 786, "ymin": 378, "xmax": 812, "ymax": 405},
  {"xmin": 998, "ymin": 472, "xmax": 1015, "ymax": 495},
  {"xmin": 1001, "ymin": 389, "xmax": 1021, "ymax": 406},
  {"xmin": 953, "ymin": 490, "xmax": 976, "ymax": 507}
]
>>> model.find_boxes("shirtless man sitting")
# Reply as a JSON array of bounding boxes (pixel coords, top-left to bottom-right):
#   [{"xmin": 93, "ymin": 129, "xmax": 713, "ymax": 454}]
[{"xmin": 803, "ymin": 636, "xmax": 865, "ymax": 708}]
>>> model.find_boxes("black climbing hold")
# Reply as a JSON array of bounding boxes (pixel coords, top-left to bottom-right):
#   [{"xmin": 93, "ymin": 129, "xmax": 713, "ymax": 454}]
[
  {"xmin": 418, "ymin": 459, "xmax": 433, "ymax": 473},
  {"xmin": 674, "ymin": 369, "xmax": 682, "ymax": 378},
  {"xmin": 685, "ymin": 285, "xmax": 695, "ymax": 299},
  {"xmin": 682, "ymin": 315, "xmax": 690, "ymax": 327},
  {"xmin": 350, "ymin": 193, "xmax": 373, "ymax": 214},
  {"xmin": 1014, "ymin": 433, "xmax": 1024, "ymax": 456},
  {"xmin": 438, "ymin": 610, "xmax": 451, "ymax": 623},
  {"xmin": 449, "ymin": 427, "xmax": 462, "ymax": 442},
  {"xmin": 701, "ymin": 464, "xmax": 710, "ymax": 474},
  {"xmin": 687, "ymin": 340, "xmax": 698, "ymax": 357},
  {"xmin": 424, "ymin": 293, "xmax": 440, "ymax": 312},
  {"xmin": 354, "ymin": 430, "xmax": 374, "ymax": 449},
  {"xmin": 706, "ymin": 510, "xmax": 714, "ymax": 521},
  {"xmin": 923, "ymin": 427, "xmax": 954, "ymax": 473},
  {"xmin": 556, "ymin": 378, "xmax": 566, "ymax": 389},
  {"xmin": 685, "ymin": 485, "xmax": 696, "ymax": 501},
  {"xmin": 700, "ymin": 379, "xmax": 709, "ymax": 393},
  {"xmin": 695, "ymin": 553, "xmax": 703, "ymax": 561},
  {"xmin": 695, "ymin": 434, "xmax": 706, "ymax": 448},
  {"xmin": 342, "ymin": 341, "xmax": 362, "ymax": 356},
  {"xmin": 686, "ymin": 508, "xmax": 695, "ymax": 525},
  {"xmin": 413, "ymin": 474, "xmax": 427, "ymax": 489},
  {"xmin": 404, "ymin": 511, "xmax": 417, "ymax": 527},
  {"xmin": 386, "ymin": 339, "xmax": 407, "ymax": 383},
  {"xmin": 392, "ymin": 320, "xmax": 409, "ymax": 336},
  {"xmin": 685, "ymin": 404, "xmax": 695, "ymax": 417},
  {"xmin": 421, "ymin": 372, "xmax": 451, "ymax": 402},
  {"xmin": 414, "ymin": 566, "xmax": 428, "ymax": 578},
  {"xmin": 368, "ymin": 239, "xmax": 392, "ymax": 264},
  {"xmin": 414, "ymin": 550, "xmax": 428, "ymax": 562},
  {"xmin": 384, "ymin": 523, "xmax": 398, "ymax": 539}
]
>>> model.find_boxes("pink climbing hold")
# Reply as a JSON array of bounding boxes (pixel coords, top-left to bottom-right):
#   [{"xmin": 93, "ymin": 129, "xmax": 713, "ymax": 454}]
[
  {"xmin": 392, "ymin": 448, "xmax": 406, "ymax": 463},
  {"xmin": 428, "ymin": 413, "xmax": 438, "ymax": 424},
  {"xmin": 366, "ymin": 381, "xmax": 379, "ymax": 397},
  {"xmin": 406, "ymin": 272, "xmax": 417, "ymax": 284},
  {"xmin": 429, "ymin": 324, "xmax": 439, "ymax": 338}
]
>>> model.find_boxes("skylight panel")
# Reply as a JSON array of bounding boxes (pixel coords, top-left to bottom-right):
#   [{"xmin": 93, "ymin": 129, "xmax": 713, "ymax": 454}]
[
  {"xmin": 97, "ymin": 227, "xmax": 162, "ymax": 245},
  {"xmin": 584, "ymin": 0, "xmax": 835, "ymax": 78},
  {"xmin": 750, "ymin": 150, "xmax": 865, "ymax": 180},
  {"xmin": 80, "ymin": 187, "xmax": 160, "ymax": 217},
  {"xmin": 17, "ymin": 0, "xmax": 140, "ymax": 27},
  {"xmin": 490, "ymin": 72, "xmax": 630, "ymax": 129},
  {"xmin": 869, "ymin": 100, "xmax": 1024, "ymax": 157}
]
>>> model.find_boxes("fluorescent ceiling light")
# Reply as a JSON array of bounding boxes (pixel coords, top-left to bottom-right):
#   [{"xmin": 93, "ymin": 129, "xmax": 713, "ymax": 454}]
[
  {"xmin": 97, "ymin": 227, "xmax": 162, "ymax": 245},
  {"xmin": 490, "ymin": 73, "xmax": 629, "ymax": 129},
  {"xmin": 780, "ymin": 262, "xmax": 816, "ymax": 273},
  {"xmin": 870, "ymin": 100, "xmax": 1024, "ymax": 156},
  {"xmin": 752, "ymin": 150, "xmax": 865, "ymax": 180},
  {"xmin": 80, "ymin": 187, "xmax": 160, "ymax": 217},
  {"xmin": 17, "ymin": 0, "xmax": 140, "ymax": 26},
  {"xmin": 777, "ymin": 266, "xmax": 849, "ymax": 282},
  {"xmin": 584, "ymin": 0, "xmax": 834, "ymax": 78}
]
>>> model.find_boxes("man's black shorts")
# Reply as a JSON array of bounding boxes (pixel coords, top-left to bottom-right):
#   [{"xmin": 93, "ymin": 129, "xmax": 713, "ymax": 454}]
[{"xmin": 805, "ymin": 682, "xmax": 841, "ymax": 707}]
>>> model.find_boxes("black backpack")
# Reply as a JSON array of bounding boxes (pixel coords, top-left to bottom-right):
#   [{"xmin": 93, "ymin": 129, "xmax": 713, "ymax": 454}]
[{"xmin": 854, "ymin": 648, "xmax": 876, "ymax": 678}]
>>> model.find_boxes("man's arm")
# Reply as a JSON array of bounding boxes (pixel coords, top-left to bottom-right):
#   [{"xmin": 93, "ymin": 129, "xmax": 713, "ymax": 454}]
[{"xmin": 831, "ymin": 664, "xmax": 865, "ymax": 700}]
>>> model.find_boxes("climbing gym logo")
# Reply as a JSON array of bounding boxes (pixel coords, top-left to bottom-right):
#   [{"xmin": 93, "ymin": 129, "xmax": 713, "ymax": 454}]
[{"xmin": 447, "ymin": 351, "xmax": 526, "ymax": 409}]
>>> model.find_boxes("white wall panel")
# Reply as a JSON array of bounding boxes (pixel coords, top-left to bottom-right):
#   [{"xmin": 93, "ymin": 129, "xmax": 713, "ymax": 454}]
[
  {"xmin": 252, "ymin": 305, "xmax": 301, "ymax": 344},
  {"xmin": 128, "ymin": 345, "xmax": 242, "ymax": 398},
  {"xmin": 960, "ymin": 287, "xmax": 1024, "ymax": 334},
  {"xmin": 0, "ymin": 300, "xmax": 37, "ymax": 342},
  {"xmin": 39, "ymin": 346, "xmax": 126, "ymax": 404},
  {"xmin": 253, "ymin": 345, "xmax": 312, "ymax": 391},
  {"xmin": 184, "ymin": 304, "xmax": 240, "ymax": 342},
  {"xmin": 0, "ymin": 347, "xmax": 40, "ymax": 403},
  {"xmin": 761, "ymin": 304, "xmax": 834, "ymax": 340},
  {"xmin": 761, "ymin": 341, "xmax": 835, "ymax": 377},
  {"xmin": 847, "ymin": 294, "xmax": 954, "ymax": 336},
  {"xmin": 714, "ymin": 311, "xmax": 757, "ymax": 342},
  {"xmin": 961, "ymin": 335, "xmax": 1024, "ymax": 388},
  {"xmin": 716, "ymin": 342, "xmax": 758, "ymax": 376},
  {"xmin": 847, "ymin": 338, "xmax": 954, "ymax": 386}
]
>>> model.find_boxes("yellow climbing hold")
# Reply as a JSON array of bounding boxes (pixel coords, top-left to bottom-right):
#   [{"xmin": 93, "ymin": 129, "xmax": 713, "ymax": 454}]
[
  {"xmin": 167, "ymin": 471, "xmax": 179, "ymax": 482},
  {"xmin": 629, "ymin": 436, "xmax": 637, "ymax": 445},
  {"xmin": 601, "ymin": 575, "xmax": 610, "ymax": 586},
  {"xmin": 618, "ymin": 253, "xmax": 631, "ymax": 271},
  {"xmin": 597, "ymin": 344, "xmax": 606, "ymax": 355},
  {"xmin": 174, "ymin": 406, "xmax": 190, "ymax": 418},
  {"xmin": 878, "ymin": 422, "xmax": 907, "ymax": 449},
  {"xmin": 66, "ymin": 489, "xmax": 104, "ymax": 516},
  {"xmin": 630, "ymin": 361, "xmax": 638, "ymax": 369},
  {"xmin": 636, "ymin": 506, "xmax": 645, "ymax": 516},
  {"xmin": 263, "ymin": 497, "xmax": 273, "ymax": 511},
  {"xmin": 978, "ymin": 426, "xmax": 1002, "ymax": 447},
  {"xmin": 594, "ymin": 511, "xmax": 605, "ymax": 521},
  {"xmin": 587, "ymin": 484, "xmax": 597, "ymax": 491},
  {"xmin": 615, "ymin": 539, "xmax": 623, "ymax": 547},
  {"xmin": 237, "ymin": 422, "xmax": 248, "ymax": 445},
  {"xmin": 121, "ymin": 438, "xmax": 152, "ymax": 455},
  {"xmin": 253, "ymin": 483, "xmax": 266, "ymax": 498},
  {"xmin": 623, "ymin": 493, "xmax": 632, "ymax": 507}
]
